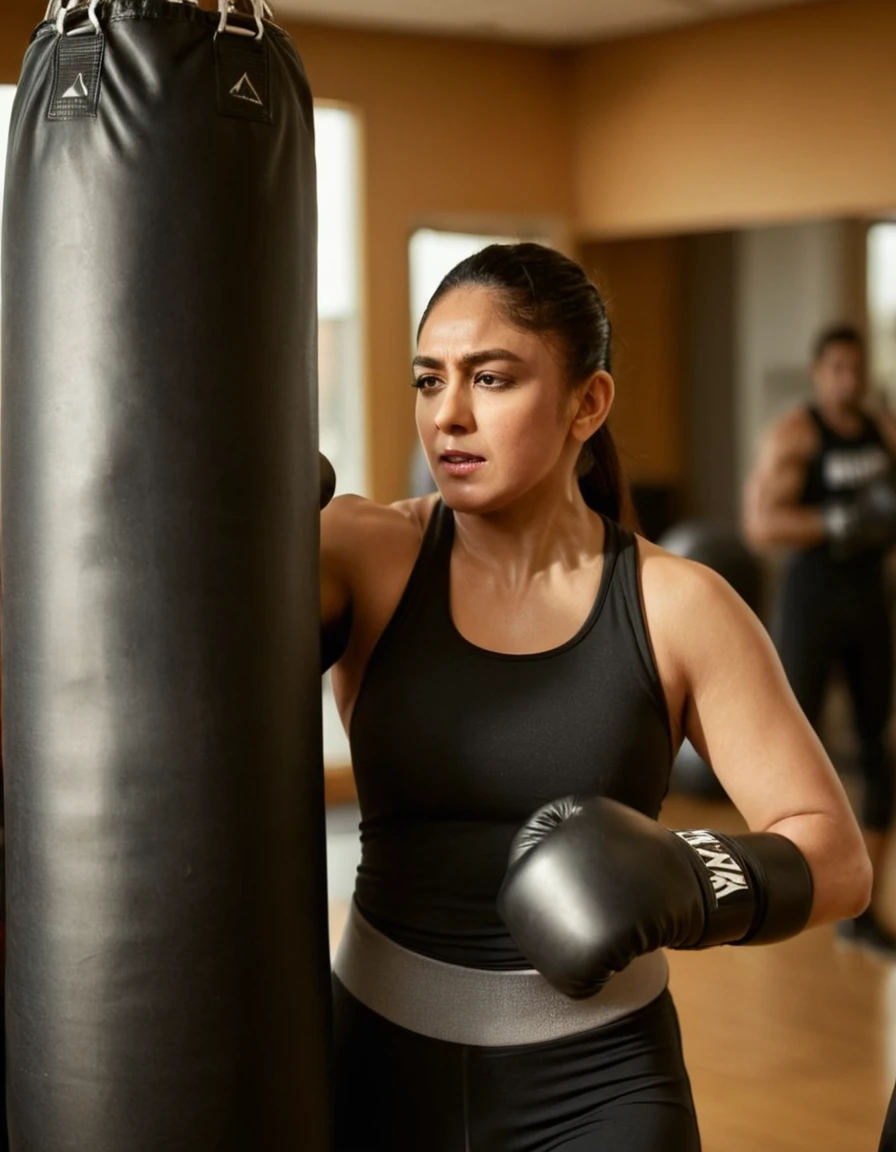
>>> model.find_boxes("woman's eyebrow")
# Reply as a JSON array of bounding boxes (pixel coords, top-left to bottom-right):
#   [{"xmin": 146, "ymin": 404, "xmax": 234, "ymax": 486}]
[{"xmin": 412, "ymin": 349, "xmax": 526, "ymax": 371}]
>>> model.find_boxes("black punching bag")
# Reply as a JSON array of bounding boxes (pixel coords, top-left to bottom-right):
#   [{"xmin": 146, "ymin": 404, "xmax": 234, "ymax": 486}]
[{"xmin": 1, "ymin": 3, "xmax": 330, "ymax": 1149}]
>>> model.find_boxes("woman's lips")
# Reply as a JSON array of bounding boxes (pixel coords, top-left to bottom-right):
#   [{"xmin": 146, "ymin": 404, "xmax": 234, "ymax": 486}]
[{"xmin": 440, "ymin": 452, "xmax": 485, "ymax": 477}]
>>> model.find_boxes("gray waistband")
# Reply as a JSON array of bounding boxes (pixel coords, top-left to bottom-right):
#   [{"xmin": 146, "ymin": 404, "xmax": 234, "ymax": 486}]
[{"xmin": 332, "ymin": 903, "xmax": 669, "ymax": 1048}]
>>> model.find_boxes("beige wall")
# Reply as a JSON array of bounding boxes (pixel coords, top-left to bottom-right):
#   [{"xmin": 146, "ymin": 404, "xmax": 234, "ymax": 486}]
[
  {"xmin": 580, "ymin": 238, "xmax": 684, "ymax": 486},
  {"xmin": 573, "ymin": 0, "xmax": 896, "ymax": 239},
  {"xmin": 5, "ymin": 0, "xmax": 891, "ymax": 499}
]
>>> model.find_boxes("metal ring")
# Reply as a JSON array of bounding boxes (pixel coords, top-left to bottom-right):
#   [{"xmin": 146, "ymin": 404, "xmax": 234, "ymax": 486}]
[
  {"xmin": 55, "ymin": 0, "xmax": 76, "ymax": 34},
  {"xmin": 55, "ymin": 0, "xmax": 101, "ymax": 35},
  {"xmin": 216, "ymin": 0, "xmax": 265, "ymax": 40}
]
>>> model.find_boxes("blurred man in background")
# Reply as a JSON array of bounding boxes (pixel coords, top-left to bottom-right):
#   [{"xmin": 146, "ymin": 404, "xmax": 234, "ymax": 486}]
[{"xmin": 744, "ymin": 325, "xmax": 896, "ymax": 957}]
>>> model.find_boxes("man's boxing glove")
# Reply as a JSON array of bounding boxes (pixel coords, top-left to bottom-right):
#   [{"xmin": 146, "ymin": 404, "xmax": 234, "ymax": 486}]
[
  {"xmin": 824, "ymin": 473, "xmax": 896, "ymax": 558},
  {"xmin": 497, "ymin": 796, "xmax": 814, "ymax": 999},
  {"xmin": 320, "ymin": 452, "xmax": 336, "ymax": 510}
]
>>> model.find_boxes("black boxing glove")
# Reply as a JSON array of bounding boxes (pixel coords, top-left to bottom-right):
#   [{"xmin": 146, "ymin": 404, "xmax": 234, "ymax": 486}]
[
  {"xmin": 824, "ymin": 474, "xmax": 896, "ymax": 559},
  {"xmin": 497, "ymin": 796, "xmax": 814, "ymax": 999},
  {"xmin": 320, "ymin": 452, "xmax": 336, "ymax": 510}
]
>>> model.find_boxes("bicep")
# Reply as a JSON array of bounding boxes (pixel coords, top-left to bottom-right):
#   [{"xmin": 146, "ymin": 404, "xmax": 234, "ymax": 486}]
[
  {"xmin": 747, "ymin": 437, "xmax": 808, "ymax": 515},
  {"xmin": 645, "ymin": 551, "xmax": 869, "ymax": 922},
  {"xmin": 681, "ymin": 576, "xmax": 848, "ymax": 833}
]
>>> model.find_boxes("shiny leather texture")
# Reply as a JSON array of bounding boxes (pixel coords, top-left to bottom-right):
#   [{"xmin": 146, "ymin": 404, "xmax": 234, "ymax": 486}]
[
  {"xmin": 1, "ymin": 4, "xmax": 329, "ymax": 1148},
  {"xmin": 499, "ymin": 795, "xmax": 814, "ymax": 1000},
  {"xmin": 499, "ymin": 797, "xmax": 708, "ymax": 998}
]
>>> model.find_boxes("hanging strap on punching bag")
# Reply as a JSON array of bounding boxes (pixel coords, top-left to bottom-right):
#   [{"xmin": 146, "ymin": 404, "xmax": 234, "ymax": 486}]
[{"xmin": 2, "ymin": 2, "xmax": 331, "ymax": 1149}]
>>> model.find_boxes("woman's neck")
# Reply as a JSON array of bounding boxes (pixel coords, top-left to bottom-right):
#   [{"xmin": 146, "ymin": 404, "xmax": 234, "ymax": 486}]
[{"xmin": 451, "ymin": 485, "xmax": 605, "ymax": 587}]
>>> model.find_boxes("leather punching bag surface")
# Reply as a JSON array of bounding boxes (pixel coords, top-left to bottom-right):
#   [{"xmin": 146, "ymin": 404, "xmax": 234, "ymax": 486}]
[{"xmin": 1, "ymin": 3, "xmax": 330, "ymax": 1149}]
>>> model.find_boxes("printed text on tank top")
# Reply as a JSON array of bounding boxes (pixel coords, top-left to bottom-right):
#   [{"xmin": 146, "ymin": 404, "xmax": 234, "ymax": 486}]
[
  {"xmin": 822, "ymin": 443, "xmax": 889, "ymax": 491},
  {"xmin": 801, "ymin": 405, "xmax": 894, "ymax": 509}
]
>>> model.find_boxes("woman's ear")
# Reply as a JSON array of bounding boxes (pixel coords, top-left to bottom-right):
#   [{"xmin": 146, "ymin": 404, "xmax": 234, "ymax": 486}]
[{"xmin": 570, "ymin": 371, "xmax": 615, "ymax": 445}]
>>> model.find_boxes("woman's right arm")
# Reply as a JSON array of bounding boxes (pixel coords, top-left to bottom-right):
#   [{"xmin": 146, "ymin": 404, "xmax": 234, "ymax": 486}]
[
  {"xmin": 321, "ymin": 495, "xmax": 360, "ymax": 672},
  {"xmin": 320, "ymin": 492, "xmax": 431, "ymax": 673}
]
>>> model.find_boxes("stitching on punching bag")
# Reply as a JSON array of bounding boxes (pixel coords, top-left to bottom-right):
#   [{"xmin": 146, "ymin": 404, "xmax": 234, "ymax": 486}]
[{"xmin": 48, "ymin": 31, "xmax": 105, "ymax": 120}]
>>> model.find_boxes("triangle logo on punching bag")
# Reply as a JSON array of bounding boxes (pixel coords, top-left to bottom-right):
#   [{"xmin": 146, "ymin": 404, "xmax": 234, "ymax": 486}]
[
  {"xmin": 49, "ymin": 33, "xmax": 104, "ymax": 120},
  {"xmin": 229, "ymin": 73, "xmax": 263, "ymax": 106},
  {"xmin": 216, "ymin": 36, "xmax": 272, "ymax": 123},
  {"xmin": 62, "ymin": 73, "xmax": 90, "ymax": 100}
]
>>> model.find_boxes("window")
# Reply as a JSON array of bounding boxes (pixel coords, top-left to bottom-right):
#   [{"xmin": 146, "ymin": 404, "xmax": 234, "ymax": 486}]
[
  {"xmin": 316, "ymin": 103, "xmax": 365, "ymax": 499},
  {"xmin": 867, "ymin": 223, "xmax": 896, "ymax": 401},
  {"xmin": 316, "ymin": 104, "xmax": 364, "ymax": 770}
]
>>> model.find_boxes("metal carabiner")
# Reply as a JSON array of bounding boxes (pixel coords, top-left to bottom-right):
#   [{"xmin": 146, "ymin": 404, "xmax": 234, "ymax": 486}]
[
  {"xmin": 54, "ymin": 0, "xmax": 101, "ymax": 36},
  {"xmin": 216, "ymin": 0, "xmax": 265, "ymax": 40}
]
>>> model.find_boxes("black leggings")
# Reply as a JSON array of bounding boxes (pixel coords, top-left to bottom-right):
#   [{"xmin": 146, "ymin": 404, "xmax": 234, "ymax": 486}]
[
  {"xmin": 332, "ymin": 979, "xmax": 700, "ymax": 1152},
  {"xmin": 774, "ymin": 555, "xmax": 895, "ymax": 829}
]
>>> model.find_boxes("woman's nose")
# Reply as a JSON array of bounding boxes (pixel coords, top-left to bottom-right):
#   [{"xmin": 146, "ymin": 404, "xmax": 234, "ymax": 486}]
[{"xmin": 434, "ymin": 383, "xmax": 473, "ymax": 435}]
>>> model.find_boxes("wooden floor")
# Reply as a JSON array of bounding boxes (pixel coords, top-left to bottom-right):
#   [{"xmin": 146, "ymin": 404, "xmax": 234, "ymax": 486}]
[{"xmin": 327, "ymin": 791, "xmax": 896, "ymax": 1152}]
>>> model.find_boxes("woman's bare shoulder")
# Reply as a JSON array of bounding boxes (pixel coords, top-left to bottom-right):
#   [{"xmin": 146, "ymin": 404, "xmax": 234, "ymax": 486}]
[
  {"xmin": 636, "ymin": 535, "xmax": 771, "ymax": 683},
  {"xmin": 637, "ymin": 535, "xmax": 754, "ymax": 616},
  {"xmin": 322, "ymin": 492, "xmax": 437, "ymax": 578}
]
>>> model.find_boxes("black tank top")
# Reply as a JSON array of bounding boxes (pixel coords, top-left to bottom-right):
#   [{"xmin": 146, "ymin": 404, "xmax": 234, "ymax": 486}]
[
  {"xmin": 798, "ymin": 405, "xmax": 892, "ymax": 568},
  {"xmin": 801, "ymin": 406, "xmax": 890, "ymax": 507},
  {"xmin": 348, "ymin": 504, "xmax": 673, "ymax": 970}
]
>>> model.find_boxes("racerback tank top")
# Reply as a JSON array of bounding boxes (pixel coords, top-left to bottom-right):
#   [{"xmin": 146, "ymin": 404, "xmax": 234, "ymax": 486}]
[{"xmin": 348, "ymin": 503, "xmax": 674, "ymax": 970}]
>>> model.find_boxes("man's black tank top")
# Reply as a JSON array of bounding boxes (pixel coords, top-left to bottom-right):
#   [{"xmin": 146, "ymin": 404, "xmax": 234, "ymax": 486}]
[
  {"xmin": 348, "ymin": 503, "xmax": 673, "ymax": 971},
  {"xmin": 798, "ymin": 405, "xmax": 892, "ymax": 569}
]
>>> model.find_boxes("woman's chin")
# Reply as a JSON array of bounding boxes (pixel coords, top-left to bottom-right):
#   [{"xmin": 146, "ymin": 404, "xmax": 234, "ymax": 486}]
[{"xmin": 436, "ymin": 481, "xmax": 515, "ymax": 516}]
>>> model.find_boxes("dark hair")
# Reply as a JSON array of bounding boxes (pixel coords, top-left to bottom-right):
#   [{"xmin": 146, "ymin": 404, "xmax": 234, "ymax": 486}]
[
  {"xmin": 418, "ymin": 242, "xmax": 629, "ymax": 522},
  {"xmin": 813, "ymin": 323, "xmax": 863, "ymax": 362}
]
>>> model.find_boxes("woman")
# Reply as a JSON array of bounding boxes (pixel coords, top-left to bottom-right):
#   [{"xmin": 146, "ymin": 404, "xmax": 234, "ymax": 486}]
[{"xmin": 321, "ymin": 243, "xmax": 871, "ymax": 1151}]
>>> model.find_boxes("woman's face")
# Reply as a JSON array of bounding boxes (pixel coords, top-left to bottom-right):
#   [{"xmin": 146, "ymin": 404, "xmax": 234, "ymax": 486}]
[{"xmin": 414, "ymin": 286, "xmax": 605, "ymax": 514}]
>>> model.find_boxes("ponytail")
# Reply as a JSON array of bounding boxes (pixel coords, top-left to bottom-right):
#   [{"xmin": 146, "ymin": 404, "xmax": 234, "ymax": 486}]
[{"xmin": 578, "ymin": 424, "xmax": 640, "ymax": 531}]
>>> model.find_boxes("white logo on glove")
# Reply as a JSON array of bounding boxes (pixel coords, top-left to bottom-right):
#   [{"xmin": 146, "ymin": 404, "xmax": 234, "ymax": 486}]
[{"xmin": 676, "ymin": 830, "xmax": 749, "ymax": 901}]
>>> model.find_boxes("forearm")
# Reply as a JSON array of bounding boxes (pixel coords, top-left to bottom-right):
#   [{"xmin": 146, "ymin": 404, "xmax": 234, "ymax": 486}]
[
  {"xmin": 764, "ymin": 811, "xmax": 871, "ymax": 927},
  {"xmin": 745, "ymin": 503, "xmax": 826, "ymax": 550}
]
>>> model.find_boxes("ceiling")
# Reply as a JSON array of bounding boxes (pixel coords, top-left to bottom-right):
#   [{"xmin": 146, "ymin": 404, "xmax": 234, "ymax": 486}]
[{"xmin": 272, "ymin": 0, "xmax": 820, "ymax": 45}]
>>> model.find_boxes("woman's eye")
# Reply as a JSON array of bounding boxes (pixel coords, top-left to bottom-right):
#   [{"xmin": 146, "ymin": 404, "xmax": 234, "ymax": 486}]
[
  {"xmin": 412, "ymin": 375, "xmax": 441, "ymax": 391},
  {"xmin": 475, "ymin": 373, "xmax": 509, "ymax": 389}
]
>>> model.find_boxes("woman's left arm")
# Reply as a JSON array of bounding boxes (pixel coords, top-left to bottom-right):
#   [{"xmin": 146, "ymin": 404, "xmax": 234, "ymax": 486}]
[{"xmin": 643, "ymin": 547, "xmax": 872, "ymax": 927}]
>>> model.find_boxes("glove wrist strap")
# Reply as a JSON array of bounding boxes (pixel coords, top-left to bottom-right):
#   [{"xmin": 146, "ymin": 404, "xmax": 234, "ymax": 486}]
[{"xmin": 674, "ymin": 829, "xmax": 814, "ymax": 948}]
